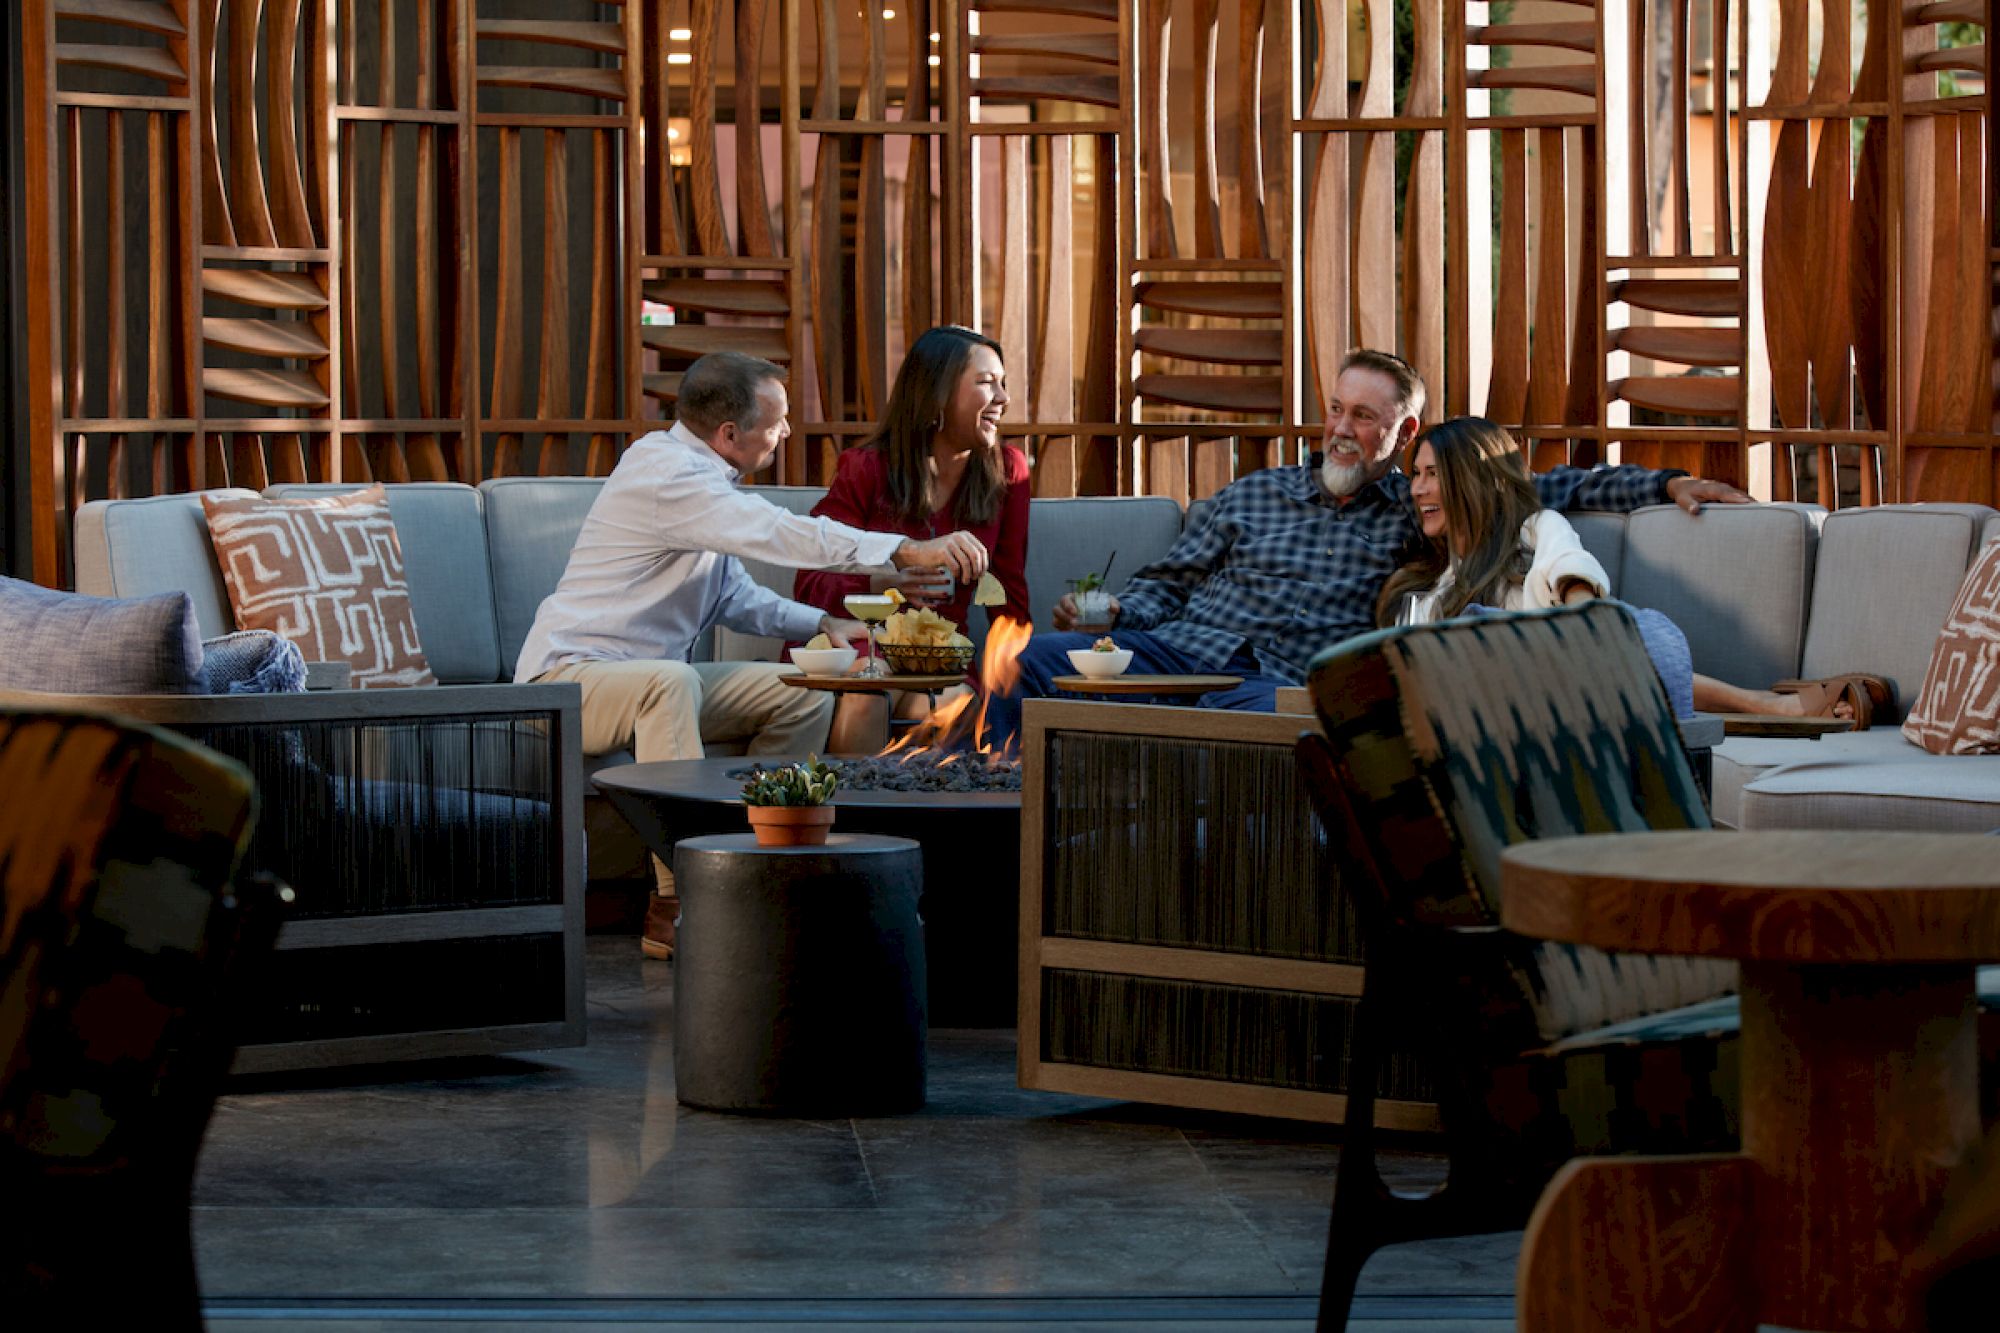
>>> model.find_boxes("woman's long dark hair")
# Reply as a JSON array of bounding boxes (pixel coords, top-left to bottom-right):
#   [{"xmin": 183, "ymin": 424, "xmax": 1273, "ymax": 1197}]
[
  {"xmin": 862, "ymin": 325, "xmax": 1007, "ymax": 527},
  {"xmin": 1375, "ymin": 416, "xmax": 1542, "ymax": 625}
]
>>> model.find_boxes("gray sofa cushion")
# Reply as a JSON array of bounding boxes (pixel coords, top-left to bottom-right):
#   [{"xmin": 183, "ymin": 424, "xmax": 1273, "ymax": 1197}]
[
  {"xmin": 73, "ymin": 490, "xmax": 259, "ymax": 636},
  {"xmin": 1026, "ymin": 496, "xmax": 1186, "ymax": 630},
  {"xmin": 1617, "ymin": 502, "xmax": 1821, "ymax": 690},
  {"xmin": 265, "ymin": 483, "xmax": 503, "ymax": 684},
  {"xmin": 1567, "ymin": 512, "xmax": 1626, "ymax": 592},
  {"xmin": 0, "ymin": 577, "xmax": 203, "ymax": 693},
  {"xmin": 1709, "ymin": 727, "xmax": 1913, "ymax": 828},
  {"xmin": 480, "ymin": 477, "xmax": 607, "ymax": 673},
  {"xmin": 1800, "ymin": 503, "xmax": 1999, "ymax": 716},
  {"xmin": 1734, "ymin": 734, "xmax": 2000, "ymax": 833},
  {"xmin": 708, "ymin": 487, "xmax": 830, "ymax": 662}
]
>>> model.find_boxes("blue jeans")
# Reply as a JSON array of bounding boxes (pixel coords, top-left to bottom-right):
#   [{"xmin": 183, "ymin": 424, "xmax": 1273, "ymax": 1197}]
[{"xmin": 985, "ymin": 630, "xmax": 1287, "ymax": 749}]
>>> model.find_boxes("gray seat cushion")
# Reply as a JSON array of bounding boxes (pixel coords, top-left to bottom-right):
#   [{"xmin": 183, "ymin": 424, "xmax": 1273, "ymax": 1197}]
[
  {"xmin": 266, "ymin": 483, "xmax": 503, "ymax": 684},
  {"xmin": 1026, "ymin": 496, "xmax": 1186, "ymax": 629},
  {"xmin": 1710, "ymin": 726, "xmax": 1916, "ymax": 828},
  {"xmin": 1733, "ymin": 731, "xmax": 2000, "ymax": 833},
  {"xmin": 1616, "ymin": 502, "xmax": 1822, "ymax": 691},
  {"xmin": 73, "ymin": 490, "xmax": 259, "ymax": 637},
  {"xmin": 1800, "ymin": 503, "xmax": 2000, "ymax": 717}
]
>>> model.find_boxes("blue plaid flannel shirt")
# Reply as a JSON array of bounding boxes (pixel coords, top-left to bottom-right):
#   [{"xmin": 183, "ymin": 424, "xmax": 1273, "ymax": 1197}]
[{"xmin": 1115, "ymin": 463, "xmax": 1681, "ymax": 683}]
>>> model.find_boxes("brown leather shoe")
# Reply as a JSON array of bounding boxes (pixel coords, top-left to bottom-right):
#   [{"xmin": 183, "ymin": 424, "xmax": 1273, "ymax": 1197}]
[{"xmin": 641, "ymin": 892, "xmax": 679, "ymax": 960}]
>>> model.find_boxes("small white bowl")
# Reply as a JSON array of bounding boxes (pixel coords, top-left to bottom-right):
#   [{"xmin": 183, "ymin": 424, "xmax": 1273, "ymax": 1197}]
[
  {"xmin": 790, "ymin": 646, "xmax": 858, "ymax": 677},
  {"xmin": 1067, "ymin": 647, "xmax": 1134, "ymax": 679}
]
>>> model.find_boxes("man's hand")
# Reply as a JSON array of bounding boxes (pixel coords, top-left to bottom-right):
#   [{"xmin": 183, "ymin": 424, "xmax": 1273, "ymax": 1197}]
[
  {"xmin": 817, "ymin": 616, "xmax": 870, "ymax": 650},
  {"xmin": 1052, "ymin": 591, "xmax": 1121, "ymax": 632},
  {"xmin": 894, "ymin": 531, "xmax": 988, "ymax": 583},
  {"xmin": 1666, "ymin": 476, "xmax": 1753, "ymax": 514}
]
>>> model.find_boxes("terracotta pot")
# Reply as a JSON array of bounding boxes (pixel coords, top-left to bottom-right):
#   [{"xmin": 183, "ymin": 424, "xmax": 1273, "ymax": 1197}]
[{"xmin": 744, "ymin": 803, "xmax": 836, "ymax": 847}]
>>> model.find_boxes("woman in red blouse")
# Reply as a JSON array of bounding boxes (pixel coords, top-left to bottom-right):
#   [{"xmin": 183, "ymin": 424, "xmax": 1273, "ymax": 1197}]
[{"xmin": 796, "ymin": 326, "xmax": 1033, "ymax": 654}]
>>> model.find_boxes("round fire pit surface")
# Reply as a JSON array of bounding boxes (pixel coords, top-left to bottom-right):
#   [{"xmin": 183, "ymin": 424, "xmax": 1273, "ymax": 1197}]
[{"xmin": 593, "ymin": 757, "xmax": 1022, "ymax": 1027}]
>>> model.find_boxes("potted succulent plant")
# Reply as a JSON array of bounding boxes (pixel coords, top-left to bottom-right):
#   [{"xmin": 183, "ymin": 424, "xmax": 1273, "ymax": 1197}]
[{"xmin": 739, "ymin": 756, "xmax": 841, "ymax": 847}]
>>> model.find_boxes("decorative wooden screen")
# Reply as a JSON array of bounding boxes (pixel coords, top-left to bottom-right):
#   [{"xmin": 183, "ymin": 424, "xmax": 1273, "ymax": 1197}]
[{"xmin": 18, "ymin": 0, "xmax": 1998, "ymax": 585}]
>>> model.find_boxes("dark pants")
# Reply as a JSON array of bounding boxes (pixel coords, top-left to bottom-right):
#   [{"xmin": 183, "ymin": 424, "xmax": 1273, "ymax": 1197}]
[{"xmin": 984, "ymin": 630, "xmax": 1287, "ymax": 749}]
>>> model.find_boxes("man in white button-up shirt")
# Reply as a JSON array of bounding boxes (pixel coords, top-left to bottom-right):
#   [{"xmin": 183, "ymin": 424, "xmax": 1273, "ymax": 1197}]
[{"xmin": 517, "ymin": 352, "xmax": 988, "ymax": 958}]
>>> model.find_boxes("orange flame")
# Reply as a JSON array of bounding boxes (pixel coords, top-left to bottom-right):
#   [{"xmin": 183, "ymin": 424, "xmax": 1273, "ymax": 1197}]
[{"xmin": 872, "ymin": 616, "xmax": 1036, "ymax": 761}]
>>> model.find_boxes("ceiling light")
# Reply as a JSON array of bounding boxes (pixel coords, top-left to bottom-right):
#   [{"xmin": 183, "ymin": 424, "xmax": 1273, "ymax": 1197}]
[
  {"xmin": 669, "ymin": 27, "xmax": 692, "ymax": 40},
  {"xmin": 667, "ymin": 51, "xmax": 692, "ymax": 64}
]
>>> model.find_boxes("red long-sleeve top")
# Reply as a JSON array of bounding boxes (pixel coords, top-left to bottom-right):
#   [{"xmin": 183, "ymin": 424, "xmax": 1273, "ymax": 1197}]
[{"xmin": 793, "ymin": 443, "xmax": 1034, "ymax": 634}]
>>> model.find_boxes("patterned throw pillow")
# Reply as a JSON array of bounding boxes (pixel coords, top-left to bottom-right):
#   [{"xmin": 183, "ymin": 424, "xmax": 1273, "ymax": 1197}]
[
  {"xmin": 201, "ymin": 486, "xmax": 436, "ymax": 689},
  {"xmin": 1903, "ymin": 539, "xmax": 2000, "ymax": 755}
]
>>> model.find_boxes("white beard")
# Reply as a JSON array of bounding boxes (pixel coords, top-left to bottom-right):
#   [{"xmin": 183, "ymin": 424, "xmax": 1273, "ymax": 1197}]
[{"xmin": 1319, "ymin": 452, "xmax": 1371, "ymax": 497}]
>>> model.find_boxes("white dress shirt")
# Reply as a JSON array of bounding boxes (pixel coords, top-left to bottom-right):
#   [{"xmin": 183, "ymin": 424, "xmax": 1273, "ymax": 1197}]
[
  {"xmin": 515, "ymin": 421, "xmax": 906, "ymax": 681},
  {"xmin": 1397, "ymin": 510, "xmax": 1610, "ymax": 625}
]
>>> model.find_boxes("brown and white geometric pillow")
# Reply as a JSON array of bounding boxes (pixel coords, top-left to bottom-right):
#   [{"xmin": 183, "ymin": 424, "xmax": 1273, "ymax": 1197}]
[
  {"xmin": 1903, "ymin": 538, "xmax": 2000, "ymax": 755},
  {"xmin": 200, "ymin": 485, "xmax": 436, "ymax": 689}
]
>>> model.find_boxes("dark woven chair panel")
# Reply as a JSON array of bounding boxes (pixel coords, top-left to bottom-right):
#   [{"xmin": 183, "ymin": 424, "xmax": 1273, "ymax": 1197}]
[
  {"xmin": 1041, "ymin": 970, "xmax": 1434, "ymax": 1101},
  {"xmin": 177, "ymin": 715, "xmax": 557, "ymax": 918},
  {"xmin": 1044, "ymin": 730, "xmax": 1361, "ymax": 962}
]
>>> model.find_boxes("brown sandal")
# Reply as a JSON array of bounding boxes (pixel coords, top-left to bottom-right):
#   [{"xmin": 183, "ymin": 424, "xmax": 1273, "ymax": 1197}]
[{"xmin": 1771, "ymin": 675, "xmax": 1881, "ymax": 729}]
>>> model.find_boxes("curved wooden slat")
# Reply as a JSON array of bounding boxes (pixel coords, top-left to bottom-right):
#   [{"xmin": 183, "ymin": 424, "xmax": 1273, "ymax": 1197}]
[
  {"xmin": 202, "ymin": 316, "xmax": 329, "ymax": 358},
  {"xmin": 582, "ymin": 132, "xmax": 618, "ymax": 477},
  {"xmin": 1000, "ymin": 139, "xmax": 1030, "ymax": 399},
  {"xmin": 54, "ymin": 43, "xmax": 185, "ymax": 81},
  {"xmin": 107, "ymin": 113, "xmax": 127, "ymax": 432},
  {"xmin": 1611, "ymin": 278, "xmax": 1741, "ymax": 317},
  {"xmin": 1033, "ymin": 137, "xmax": 1075, "ymax": 422},
  {"xmin": 203, "ymin": 367, "xmax": 331, "ymax": 408},
  {"xmin": 56, "ymin": 0, "xmax": 187, "ymax": 37},
  {"xmin": 687, "ymin": 0, "xmax": 729, "ymax": 253},
  {"xmin": 476, "ymin": 67, "xmax": 627, "ymax": 101},
  {"xmin": 1238, "ymin": 0, "xmax": 1268, "ymax": 258},
  {"xmin": 1305, "ymin": 134, "xmax": 1348, "ymax": 406},
  {"xmin": 642, "ymin": 371, "xmax": 685, "ymax": 402},
  {"xmin": 1607, "ymin": 374, "xmax": 1741, "ymax": 417},
  {"xmin": 199, "ymin": 0, "xmax": 234, "ymax": 245},
  {"xmin": 146, "ymin": 112, "xmax": 171, "ymax": 420},
  {"xmin": 1486, "ymin": 131, "xmax": 1528, "ymax": 424},
  {"xmin": 377, "ymin": 122, "xmax": 402, "ymax": 419},
  {"xmin": 227, "ymin": 0, "xmax": 278, "ymax": 247},
  {"xmin": 1353, "ymin": 132, "xmax": 1394, "ymax": 350},
  {"xmin": 1190, "ymin": 0, "xmax": 1223, "ymax": 258},
  {"xmin": 1305, "ymin": 0, "xmax": 1346, "ymax": 120},
  {"xmin": 537, "ymin": 132, "xmax": 572, "ymax": 435},
  {"xmin": 474, "ymin": 19, "xmax": 626, "ymax": 53},
  {"xmin": 1140, "ymin": 0, "xmax": 1175, "ymax": 256},
  {"xmin": 1805, "ymin": 107, "xmax": 1855, "ymax": 427},
  {"xmin": 1468, "ymin": 66, "xmax": 1597, "ymax": 97},
  {"xmin": 973, "ymin": 32, "xmax": 1119, "ymax": 63},
  {"xmin": 265, "ymin": 0, "xmax": 315, "ymax": 248},
  {"xmin": 902, "ymin": 0, "xmax": 935, "ymax": 336},
  {"xmin": 640, "ymin": 324, "xmax": 793, "ymax": 361},
  {"xmin": 973, "ymin": 0, "xmax": 1119, "ymax": 19},
  {"xmin": 1135, "ymin": 327, "xmax": 1284, "ymax": 365},
  {"xmin": 1524, "ymin": 127, "xmax": 1568, "ymax": 426},
  {"xmin": 1913, "ymin": 46, "xmax": 1988, "ymax": 74},
  {"xmin": 1467, "ymin": 21, "xmax": 1596, "ymax": 51},
  {"xmin": 1913, "ymin": 0, "xmax": 1984, "ymax": 21},
  {"xmin": 735, "ymin": 0, "xmax": 775, "ymax": 255},
  {"xmin": 1610, "ymin": 325, "xmax": 1741, "ymax": 367},
  {"xmin": 643, "ymin": 278, "xmax": 790, "ymax": 315},
  {"xmin": 1134, "ymin": 280, "xmax": 1283, "ymax": 318},
  {"xmin": 490, "ymin": 129, "xmax": 524, "ymax": 474},
  {"xmin": 1134, "ymin": 374, "xmax": 1283, "ymax": 413},
  {"xmin": 812, "ymin": 0, "xmax": 841, "ymax": 120},
  {"xmin": 810, "ymin": 136, "xmax": 845, "ymax": 416},
  {"xmin": 203, "ymin": 266, "xmax": 327, "ymax": 309},
  {"xmin": 970, "ymin": 75, "xmax": 1121, "ymax": 108}
]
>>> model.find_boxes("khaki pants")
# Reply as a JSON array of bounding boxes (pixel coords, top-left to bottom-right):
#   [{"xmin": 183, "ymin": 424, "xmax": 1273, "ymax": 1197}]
[{"xmin": 540, "ymin": 658, "xmax": 834, "ymax": 890}]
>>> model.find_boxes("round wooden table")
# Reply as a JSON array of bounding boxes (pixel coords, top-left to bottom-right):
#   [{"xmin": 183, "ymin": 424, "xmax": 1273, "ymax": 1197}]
[
  {"xmin": 1501, "ymin": 829, "xmax": 2000, "ymax": 1333},
  {"xmin": 778, "ymin": 672, "xmax": 965, "ymax": 695},
  {"xmin": 1048, "ymin": 673, "xmax": 1243, "ymax": 698}
]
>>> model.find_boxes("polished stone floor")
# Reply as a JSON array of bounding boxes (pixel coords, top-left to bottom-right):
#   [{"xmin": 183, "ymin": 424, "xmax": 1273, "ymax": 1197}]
[{"xmin": 193, "ymin": 939, "xmax": 1518, "ymax": 1330}]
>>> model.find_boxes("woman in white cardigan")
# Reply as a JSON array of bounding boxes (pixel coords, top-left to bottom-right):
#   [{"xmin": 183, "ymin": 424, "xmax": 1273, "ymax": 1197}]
[{"xmin": 1376, "ymin": 417, "xmax": 1873, "ymax": 723}]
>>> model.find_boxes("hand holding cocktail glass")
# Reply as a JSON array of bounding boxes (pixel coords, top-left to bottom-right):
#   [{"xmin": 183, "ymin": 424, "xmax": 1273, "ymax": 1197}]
[{"xmin": 1053, "ymin": 589, "xmax": 1120, "ymax": 632}]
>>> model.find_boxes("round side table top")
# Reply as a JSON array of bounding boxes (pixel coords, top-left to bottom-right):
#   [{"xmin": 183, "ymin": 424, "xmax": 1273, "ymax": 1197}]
[
  {"xmin": 1049, "ymin": 673, "xmax": 1244, "ymax": 696},
  {"xmin": 676, "ymin": 831, "xmax": 924, "ymax": 857},
  {"xmin": 780, "ymin": 673, "xmax": 965, "ymax": 694},
  {"xmin": 1501, "ymin": 829, "xmax": 2000, "ymax": 963}
]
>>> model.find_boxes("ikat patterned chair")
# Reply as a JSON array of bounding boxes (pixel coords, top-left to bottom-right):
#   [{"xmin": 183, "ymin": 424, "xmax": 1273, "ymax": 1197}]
[
  {"xmin": 0, "ymin": 708, "xmax": 286, "ymax": 1328},
  {"xmin": 1297, "ymin": 601, "xmax": 1741, "ymax": 1330}
]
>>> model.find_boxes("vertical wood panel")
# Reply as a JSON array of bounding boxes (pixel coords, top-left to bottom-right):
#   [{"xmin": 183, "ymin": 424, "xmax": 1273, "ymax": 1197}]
[{"xmin": 1035, "ymin": 137, "xmax": 1076, "ymax": 425}]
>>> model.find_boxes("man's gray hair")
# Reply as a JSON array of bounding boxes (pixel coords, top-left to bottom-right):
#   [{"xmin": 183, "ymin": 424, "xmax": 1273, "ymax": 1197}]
[
  {"xmin": 1339, "ymin": 348, "xmax": 1427, "ymax": 425},
  {"xmin": 676, "ymin": 352, "xmax": 786, "ymax": 434}
]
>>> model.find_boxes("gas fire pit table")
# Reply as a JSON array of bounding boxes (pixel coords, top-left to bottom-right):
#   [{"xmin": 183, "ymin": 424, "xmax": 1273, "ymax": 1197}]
[{"xmin": 595, "ymin": 757, "xmax": 1022, "ymax": 1026}]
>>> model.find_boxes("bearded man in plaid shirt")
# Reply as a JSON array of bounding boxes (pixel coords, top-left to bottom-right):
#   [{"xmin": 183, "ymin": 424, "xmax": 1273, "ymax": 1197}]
[{"xmin": 984, "ymin": 348, "xmax": 1751, "ymax": 743}]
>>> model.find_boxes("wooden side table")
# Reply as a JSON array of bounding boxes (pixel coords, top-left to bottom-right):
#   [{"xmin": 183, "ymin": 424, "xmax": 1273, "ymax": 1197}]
[
  {"xmin": 1501, "ymin": 829, "xmax": 2000, "ymax": 1332},
  {"xmin": 1048, "ymin": 673, "xmax": 1243, "ymax": 698}
]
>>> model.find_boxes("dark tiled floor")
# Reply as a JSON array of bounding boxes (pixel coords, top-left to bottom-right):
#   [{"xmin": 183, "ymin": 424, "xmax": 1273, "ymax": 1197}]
[{"xmin": 194, "ymin": 940, "xmax": 1518, "ymax": 1329}]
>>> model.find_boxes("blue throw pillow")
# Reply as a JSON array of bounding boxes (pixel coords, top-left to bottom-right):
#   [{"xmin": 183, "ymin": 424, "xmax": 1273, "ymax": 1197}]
[
  {"xmin": 198, "ymin": 630, "xmax": 308, "ymax": 695},
  {"xmin": 0, "ymin": 577, "xmax": 203, "ymax": 694}
]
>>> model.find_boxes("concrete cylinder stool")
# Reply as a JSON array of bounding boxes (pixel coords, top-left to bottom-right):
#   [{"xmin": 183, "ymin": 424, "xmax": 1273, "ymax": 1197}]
[{"xmin": 672, "ymin": 832, "xmax": 927, "ymax": 1114}]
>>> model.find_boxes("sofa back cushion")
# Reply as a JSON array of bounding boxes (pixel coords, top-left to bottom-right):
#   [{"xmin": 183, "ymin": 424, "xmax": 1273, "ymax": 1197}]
[
  {"xmin": 1618, "ymin": 502, "xmax": 1821, "ymax": 689},
  {"xmin": 1025, "ymin": 496, "xmax": 1185, "ymax": 633},
  {"xmin": 1566, "ymin": 512, "xmax": 1627, "ymax": 592},
  {"xmin": 480, "ymin": 477, "xmax": 606, "ymax": 674},
  {"xmin": 264, "ymin": 483, "xmax": 501, "ymax": 684},
  {"xmin": 74, "ymin": 491, "xmax": 260, "ymax": 636},
  {"xmin": 1800, "ymin": 503, "xmax": 1999, "ymax": 715}
]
